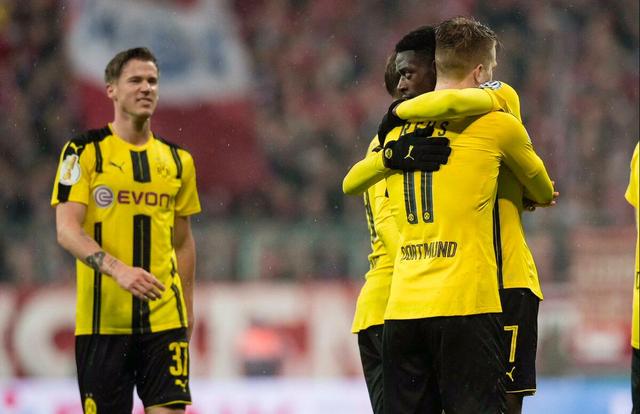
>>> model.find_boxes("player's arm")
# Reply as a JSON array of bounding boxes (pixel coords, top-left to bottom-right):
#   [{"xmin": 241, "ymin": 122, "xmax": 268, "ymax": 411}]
[
  {"xmin": 172, "ymin": 148, "xmax": 201, "ymax": 341},
  {"xmin": 343, "ymin": 128, "xmax": 452, "ymax": 195},
  {"xmin": 55, "ymin": 201, "xmax": 164, "ymax": 300},
  {"xmin": 343, "ymin": 146, "xmax": 390, "ymax": 195},
  {"xmin": 174, "ymin": 215, "xmax": 196, "ymax": 341},
  {"xmin": 372, "ymin": 182, "xmax": 398, "ymax": 262},
  {"xmin": 497, "ymin": 116, "xmax": 554, "ymax": 204},
  {"xmin": 393, "ymin": 81, "xmax": 521, "ymax": 123},
  {"xmin": 394, "ymin": 88, "xmax": 498, "ymax": 121}
]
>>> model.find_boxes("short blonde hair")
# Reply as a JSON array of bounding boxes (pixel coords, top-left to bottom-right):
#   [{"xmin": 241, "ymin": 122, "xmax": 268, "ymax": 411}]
[{"xmin": 435, "ymin": 17, "xmax": 497, "ymax": 80}]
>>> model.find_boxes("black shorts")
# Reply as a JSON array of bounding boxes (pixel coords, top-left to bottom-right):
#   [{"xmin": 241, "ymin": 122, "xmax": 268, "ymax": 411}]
[
  {"xmin": 383, "ymin": 314, "xmax": 506, "ymax": 414},
  {"xmin": 357, "ymin": 324, "xmax": 384, "ymax": 414},
  {"xmin": 633, "ymin": 347, "xmax": 640, "ymax": 413},
  {"xmin": 500, "ymin": 288, "xmax": 540, "ymax": 395},
  {"xmin": 76, "ymin": 328, "xmax": 191, "ymax": 414}
]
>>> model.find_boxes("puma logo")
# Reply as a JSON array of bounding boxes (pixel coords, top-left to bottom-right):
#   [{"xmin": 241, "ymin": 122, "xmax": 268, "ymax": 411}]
[
  {"xmin": 175, "ymin": 379, "xmax": 189, "ymax": 393},
  {"xmin": 506, "ymin": 366, "xmax": 516, "ymax": 382},
  {"xmin": 109, "ymin": 161, "xmax": 124, "ymax": 172},
  {"xmin": 404, "ymin": 145, "xmax": 415, "ymax": 160}
]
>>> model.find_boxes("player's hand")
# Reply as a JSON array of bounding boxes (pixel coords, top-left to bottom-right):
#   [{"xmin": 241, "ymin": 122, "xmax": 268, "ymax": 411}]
[
  {"xmin": 111, "ymin": 265, "xmax": 165, "ymax": 301},
  {"xmin": 377, "ymin": 99, "xmax": 406, "ymax": 146},
  {"xmin": 524, "ymin": 181, "xmax": 559, "ymax": 211},
  {"xmin": 382, "ymin": 129, "xmax": 452, "ymax": 171}
]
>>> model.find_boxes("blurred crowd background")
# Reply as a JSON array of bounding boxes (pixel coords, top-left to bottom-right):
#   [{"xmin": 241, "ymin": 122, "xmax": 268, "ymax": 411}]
[
  {"xmin": 1, "ymin": 0, "xmax": 637, "ymax": 284},
  {"xmin": 0, "ymin": 0, "xmax": 638, "ymax": 379}
]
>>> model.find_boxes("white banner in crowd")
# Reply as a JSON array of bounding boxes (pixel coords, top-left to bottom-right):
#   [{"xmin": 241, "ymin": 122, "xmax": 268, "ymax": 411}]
[{"xmin": 67, "ymin": 0, "xmax": 252, "ymax": 103}]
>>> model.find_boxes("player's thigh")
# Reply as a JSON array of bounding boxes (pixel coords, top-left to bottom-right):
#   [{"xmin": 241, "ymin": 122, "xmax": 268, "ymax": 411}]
[
  {"xmin": 438, "ymin": 313, "xmax": 506, "ymax": 414},
  {"xmin": 383, "ymin": 319, "xmax": 442, "ymax": 414},
  {"xmin": 358, "ymin": 324, "xmax": 384, "ymax": 414},
  {"xmin": 136, "ymin": 328, "xmax": 192, "ymax": 410},
  {"xmin": 500, "ymin": 288, "xmax": 540, "ymax": 395},
  {"xmin": 76, "ymin": 334, "xmax": 136, "ymax": 414}
]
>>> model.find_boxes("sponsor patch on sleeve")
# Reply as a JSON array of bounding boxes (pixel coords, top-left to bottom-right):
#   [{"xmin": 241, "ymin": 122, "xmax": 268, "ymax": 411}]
[
  {"xmin": 479, "ymin": 80, "xmax": 502, "ymax": 90},
  {"xmin": 59, "ymin": 154, "xmax": 81, "ymax": 185}
]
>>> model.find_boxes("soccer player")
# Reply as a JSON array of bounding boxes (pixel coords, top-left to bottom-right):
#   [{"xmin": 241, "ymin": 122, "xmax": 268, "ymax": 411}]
[
  {"xmin": 352, "ymin": 52, "xmax": 402, "ymax": 414},
  {"xmin": 379, "ymin": 18, "xmax": 554, "ymax": 414},
  {"xmin": 391, "ymin": 83, "xmax": 555, "ymax": 414},
  {"xmin": 344, "ymin": 28, "xmax": 556, "ymax": 414},
  {"xmin": 626, "ymin": 142, "xmax": 639, "ymax": 411},
  {"xmin": 52, "ymin": 47, "xmax": 200, "ymax": 414},
  {"xmin": 353, "ymin": 26, "xmax": 450, "ymax": 412}
]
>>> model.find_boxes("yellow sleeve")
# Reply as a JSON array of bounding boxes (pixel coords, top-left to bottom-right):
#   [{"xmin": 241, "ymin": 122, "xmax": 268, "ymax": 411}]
[
  {"xmin": 495, "ymin": 114, "xmax": 554, "ymax": 204},
  {"xmin": 372, "ymin": 180, "xmax": 398, "ymax": 262},
  {"xmin": 625, "ymin": 143, "xmax": 639, "ymax": 209},
  {"xmin": 342, "ymin": 139, "xmax": 389, "ymax": 195},
  {"xmin": 174, "ymin": 149, "xmax": 201, "ymax": 216},
  {"xmin": 395, "ymin": 88, "xmax": 498, "ymax": 121},
  {"xmin": 480, "ymin": 81, "xmax": 522, "ymax": 122},
  {"xmin": 51, "ymin": 140, "xmax": 94, "ymax": 207}
]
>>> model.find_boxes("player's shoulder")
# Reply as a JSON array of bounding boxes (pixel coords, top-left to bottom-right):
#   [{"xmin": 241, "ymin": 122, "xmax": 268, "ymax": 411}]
[
  {"xmin": 155, "ymin": 134, "xmax": 195, "ymax": 176},
  {"xmin": 63, "ymin": 126, "xmax": 111, "ymax": 156},
  {"xmin": 69, "ymin": 126, "xmax": 111, "ymax": 146},
  {"xmin": 156, "ymin": 134, "xmax": 195, "ymax": 158},
  {"xmin": 155, "ymin": 134, "xmax": 183, "ymax": 150},
  {"xmin": 155, "ymin": 134, "xmax": 192, "ymax": 156},
  {"xmin": 479, "ymin": 81, "xmax": 521, "ymax": 120}
]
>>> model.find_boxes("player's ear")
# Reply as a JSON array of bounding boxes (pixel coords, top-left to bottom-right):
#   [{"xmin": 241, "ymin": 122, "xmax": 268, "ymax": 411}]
[
  {"xmin": 472, "ymin": 64, "xmax": 484, "ymax": 85},
  {"xmin": 106, "ymin": 82, "xmax": 116, "ymax": 100}
]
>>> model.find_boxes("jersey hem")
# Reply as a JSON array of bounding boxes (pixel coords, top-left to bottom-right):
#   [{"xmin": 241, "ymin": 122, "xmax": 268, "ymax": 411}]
[
  {"xmin": 176, "ymin": 208, "xmax": 201, "ymax": 217},
  {"xmin": 500, "ymin": 285, "xmax": 544, "ymax": 302},
  {"xmin": 75, "ymin": 322, "xmax": 185, "ymax": 336},
  {"xmin": 351, "ymin": 319, "xmax": 385, "ymax": 334},
  {"xmin": 383, "ymin": 309, "xmax": 503, "ymax": 320},
  {"xmin": 500, "ymin": 285, "xmax": 544, "ymax": 300}
]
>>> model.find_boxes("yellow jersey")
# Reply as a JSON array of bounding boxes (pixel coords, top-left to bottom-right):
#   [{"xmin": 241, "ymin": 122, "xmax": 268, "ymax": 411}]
[
  {"xmin": 351, "ymin": 138, "xmax": 399, "ymax": 333},
  {"xmin": 383, "ymin": 111, "xmax": 553, "ymax": 320},
  {"xmin": 625, "ymin": 142, "xmax": 639, "ymax": 349},
  {"xmin": 344, "ymin": 82, "xmax": 544, "ymax": 299},
  {"xmin": 51, "ymin": 124, "xmax": 201, "ymax": 335}
]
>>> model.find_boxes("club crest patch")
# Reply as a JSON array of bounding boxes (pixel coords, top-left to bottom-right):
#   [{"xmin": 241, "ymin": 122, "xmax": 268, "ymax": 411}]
[{"xmin": 59, "ymin": 154, "xmax": 81, "ymax": 185}]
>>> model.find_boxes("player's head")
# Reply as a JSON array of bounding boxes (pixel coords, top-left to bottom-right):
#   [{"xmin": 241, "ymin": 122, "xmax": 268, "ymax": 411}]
[
  {"xmin": 435, "ymin": 17, "xmax": 497, "ymax": 86},
  {"xmin": 384, "ymin": 52, "xmax": 402, "ymax": 99},
  {"xmin": 105, "ymin": 47, "xmax": 159, "ymax": 120},
  {"xmin": 394, "ymin": 26, "xmax": 437, "ymax": 99}
]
